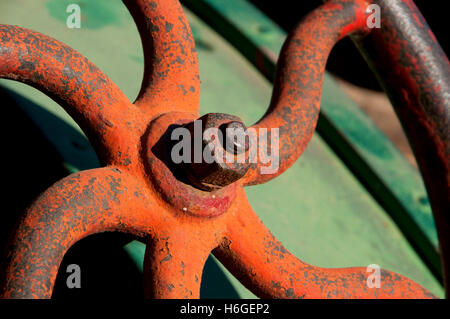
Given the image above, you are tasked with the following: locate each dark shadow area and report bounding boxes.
[149,123,193,186]
[0,86,68,259]
[52,233,143,298]
[249,0,448,91]
[201,255,240,299]
[2,87,100,171]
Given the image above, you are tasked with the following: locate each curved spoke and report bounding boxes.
[143,230,212,299]
[351,0,450,294]
[124,0,200,115]
[242,0,369,185]
[213,189,435,299]
[0,25,141,165]
[0,167,163,299]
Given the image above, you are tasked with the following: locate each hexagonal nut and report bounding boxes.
[183,113,251,191]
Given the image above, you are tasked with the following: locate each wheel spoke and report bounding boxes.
[124,0,200,115]
[0,25,142,165]
[143,229,212,299]
[242,0,369,185]
[213,189,435,299]
[0,167,163,298]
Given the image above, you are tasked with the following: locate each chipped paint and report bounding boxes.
[0,0,446,299]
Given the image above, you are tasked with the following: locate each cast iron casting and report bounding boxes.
[0,0,448,298]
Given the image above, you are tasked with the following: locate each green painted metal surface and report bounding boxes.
[0,0,443,297]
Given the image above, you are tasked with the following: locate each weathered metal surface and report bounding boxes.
[183,113,250,191]
[222,121,249,155]
[0,0,446,298]
[123,0,200,115]
[0,167,160,298]
[184,0,441,280]
[241,0,371,186]
[0,24,139,168]
[214,187,435,299]
[144,111,238,218]
[351,0,450,294]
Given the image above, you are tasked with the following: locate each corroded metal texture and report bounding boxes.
[213,188,436,299]
[184,113,250,191]
[242,0,372,186]
[0,24,140,167]
[123,0,200,115]
[0,0,446,298]
[0,167,161,298]
[350,0,450,295]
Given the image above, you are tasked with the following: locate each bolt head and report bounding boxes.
[183,113,250,191]
[221,121,249,155]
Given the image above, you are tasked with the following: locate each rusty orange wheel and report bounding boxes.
[0,0,448,299]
